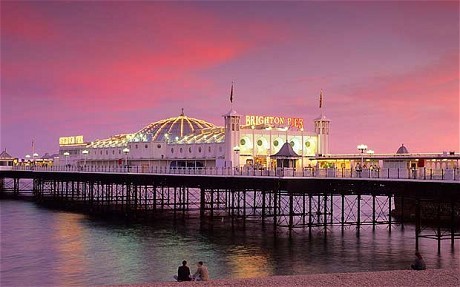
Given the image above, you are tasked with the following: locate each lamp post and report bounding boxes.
[357,144,368,167]
[82,150,89,167]
[123,148,130,169]
[63,152,70,167]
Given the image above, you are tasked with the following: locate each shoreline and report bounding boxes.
[112,268,459,287]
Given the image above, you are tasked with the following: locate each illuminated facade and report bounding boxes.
[58,109,330,169]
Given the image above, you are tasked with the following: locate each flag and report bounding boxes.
[230,82,234,103]
[319,89,323,109]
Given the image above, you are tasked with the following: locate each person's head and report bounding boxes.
[182,260,187,266]
[197,261,203,266]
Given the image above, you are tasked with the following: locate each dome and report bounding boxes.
[131,111,216,142]
[396,144,409,154]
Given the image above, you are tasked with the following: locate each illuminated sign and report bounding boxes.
[59,136,84,146]
[245,115,304,130]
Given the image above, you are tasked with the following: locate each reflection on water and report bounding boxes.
[1,200,459,286]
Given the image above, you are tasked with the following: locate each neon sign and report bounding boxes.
[245,115,304,130]
[59,136,84,145]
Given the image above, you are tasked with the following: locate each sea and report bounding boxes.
[1,199,458,286]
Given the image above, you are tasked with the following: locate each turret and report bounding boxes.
[314,115,330,155]
[223,109,241,167]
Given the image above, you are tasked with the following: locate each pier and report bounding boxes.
[1,167,459,253]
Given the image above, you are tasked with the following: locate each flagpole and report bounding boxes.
[319,89,323,118]
[230,81,234,110]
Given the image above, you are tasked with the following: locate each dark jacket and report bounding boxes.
[177,265,191,281]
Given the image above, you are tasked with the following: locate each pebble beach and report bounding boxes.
[113,268,459,287]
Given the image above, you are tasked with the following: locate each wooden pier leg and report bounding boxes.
[243,189,247,226]
[262,190,266,223]
[356,194,361,237]
[200,188,205,218]
[210,188,214,219]
[330,193,334,225]
[302,193,306,226]
[415,198,421,251]
[341,194,345,232]
[308,194,312,237]
[372,194,376,231]
[400,196,405,228]
[452,201,456,248]
[289,192,294,229]
[173,186,177,220]
[388,195,392,233]
[323,194,328,235]
[437,200,441,254]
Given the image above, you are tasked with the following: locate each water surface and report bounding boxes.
[1,200,458,286]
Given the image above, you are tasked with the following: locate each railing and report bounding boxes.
[9,165,460,181]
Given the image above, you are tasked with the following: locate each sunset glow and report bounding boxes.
[1,1,458,157]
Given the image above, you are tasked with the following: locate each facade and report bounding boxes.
[58,109,330,169]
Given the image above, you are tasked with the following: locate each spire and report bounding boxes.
[180,108,184,116]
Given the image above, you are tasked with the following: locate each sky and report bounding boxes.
[1,0,459,158]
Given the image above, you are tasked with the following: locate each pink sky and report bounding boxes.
[1,1,459,157]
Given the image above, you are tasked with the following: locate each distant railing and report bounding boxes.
[10,165,460,181]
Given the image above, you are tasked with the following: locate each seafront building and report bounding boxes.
[57,108,330,170]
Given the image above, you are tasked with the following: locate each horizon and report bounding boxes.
[1,1,459,157]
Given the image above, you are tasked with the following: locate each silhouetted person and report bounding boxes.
[411,251,426,270]
[192,261,209,281]
[174,260,191,281]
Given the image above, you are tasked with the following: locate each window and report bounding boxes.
[240,139,246,145]
[180,148,183,153]
[135,144,138,149]
[274,140,279,147]
[198,147,202,153]
[145,144,148,149]
[157,144,162,148]
[189,147,192,153]
[208,146,211,152]
[305,141,311,148]
[171,148,174,153]
[257,139,263,146]
[112,150,114,155]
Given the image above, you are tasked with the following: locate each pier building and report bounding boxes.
[58,108,329,170]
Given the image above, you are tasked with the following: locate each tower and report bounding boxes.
[314,115,330,155]
[314,89,330,155]
[223,109,241,167]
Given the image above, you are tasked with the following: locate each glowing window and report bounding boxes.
[240,139,246,145]
[274,140,279,147]
[305,141,311,148]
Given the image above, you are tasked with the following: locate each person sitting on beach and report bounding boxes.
[174,260,191,281]
[411,251,426,270]
[192,261,209,281]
